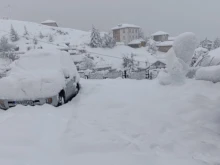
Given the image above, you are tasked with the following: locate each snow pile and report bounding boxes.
[173,32,197,65]
[159,32,197,85]
[0,49,79,100]
[196,65,220,83]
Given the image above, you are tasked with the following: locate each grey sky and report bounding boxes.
[1,0,219,40]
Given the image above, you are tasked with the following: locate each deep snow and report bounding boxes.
[0,78,219,165]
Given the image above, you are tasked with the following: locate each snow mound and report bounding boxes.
[173,32,197,65]
[196,65,220,83]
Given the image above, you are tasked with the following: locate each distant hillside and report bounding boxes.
[0,19,160,69]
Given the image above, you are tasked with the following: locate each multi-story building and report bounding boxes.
[112,24,140,45]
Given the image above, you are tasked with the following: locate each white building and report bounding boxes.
[112,24,140,45]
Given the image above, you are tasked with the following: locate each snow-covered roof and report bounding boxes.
[156,41,173,47]
[41,20,57,24]
[128,39,145,45]
[151,31,169,36]
[112,24,140,30]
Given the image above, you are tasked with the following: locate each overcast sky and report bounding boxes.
[1,0,219,40]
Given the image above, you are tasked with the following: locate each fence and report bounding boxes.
[79,70,160,80]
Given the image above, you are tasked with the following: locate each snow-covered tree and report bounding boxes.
[81,56,95,70]
[33,37,38,45]
[138,29,145,39]
[10,25,19,42]
[213,37,220,50]
[102,33,116,48]
[23,26,29,36]
[48,34,54,42]
[39,32,44,39]
[147,39,158,54]
[0,36,14,52]
[122,53,138,71]
[90,25,102,48]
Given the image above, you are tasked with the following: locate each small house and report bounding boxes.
[151,31,169,42]
[148,60,166,70]
[156,41,173,53]
[41,20,58,27]
[128,39,146,48]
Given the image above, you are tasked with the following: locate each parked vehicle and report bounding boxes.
[0,50,80,110]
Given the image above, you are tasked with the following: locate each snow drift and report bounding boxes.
[196,65,220,83]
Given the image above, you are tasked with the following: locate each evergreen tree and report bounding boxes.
[23,26,29,36]
[0,36,14,52]
[213,37,220,49]
[90,25,102,48]
[39,32,44,39]
[33,36,38,45]
[10,25,19,42]
[48,34,54,42]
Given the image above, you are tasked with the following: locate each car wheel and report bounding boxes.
[58,92,65,106]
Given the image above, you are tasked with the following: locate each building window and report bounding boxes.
[123,29,125,33]
[123,36,125,40]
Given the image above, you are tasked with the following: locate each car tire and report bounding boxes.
[57,92,65,106]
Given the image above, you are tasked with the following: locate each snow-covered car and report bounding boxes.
[0,50,80,110]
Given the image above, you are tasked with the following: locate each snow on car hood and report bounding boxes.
[0,49,79,100]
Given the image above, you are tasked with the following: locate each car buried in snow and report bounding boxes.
[0,50,80,110]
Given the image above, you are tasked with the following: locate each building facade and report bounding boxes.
[151,31,169,42]
[112,24,140,45]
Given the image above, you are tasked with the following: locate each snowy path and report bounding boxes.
[0,79,220,165]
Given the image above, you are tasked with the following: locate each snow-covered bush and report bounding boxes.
[147,39,158,54]
[48,34,54,42]
[90,26,102,48]
[159,32,197,85]
[81,56,95,70]
[122,53,138,71]
[196,65,220,83]
[10,25,19,42]
[213,37,220,50]
[102,33,116,48]
[192,47,209,67]
[23,26,29,36]
[0,36,15,52]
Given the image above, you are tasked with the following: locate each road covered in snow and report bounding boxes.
[0,79,219,165]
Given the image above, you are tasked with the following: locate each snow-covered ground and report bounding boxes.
[0,78,219,165]
[0,19,162,69]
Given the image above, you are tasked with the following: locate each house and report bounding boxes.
[112,24,141,45]
[200,38,213,51]
[148,60,166,70]
[128,39,146,48]
[41,20,58,27]
[151,31,169,42]
[156,41,173,53]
